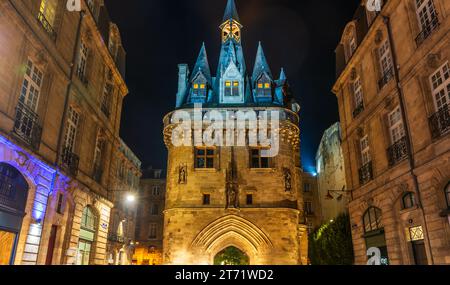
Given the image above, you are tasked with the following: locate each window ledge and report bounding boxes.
[194,168,219,173]
[399,205,419,215]
[249,168,276,173]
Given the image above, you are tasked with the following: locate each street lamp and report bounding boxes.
[126,193,136,203]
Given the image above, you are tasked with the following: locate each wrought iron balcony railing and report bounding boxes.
[359,161,373,185]
[429,105,450,140]
[416,15,440,46]
[353,102,365,118]
[108,234,125,244]
[37,12,57,41]
[378,67,395,90]
[61,147,80,176]
[13,101,42,150]
[387,137,408,166]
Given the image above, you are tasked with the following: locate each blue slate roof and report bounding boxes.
[175,0,297,110]
[223,0,240,22]
[252,42,273,84]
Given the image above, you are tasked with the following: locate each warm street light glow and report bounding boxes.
[126,193,136,203]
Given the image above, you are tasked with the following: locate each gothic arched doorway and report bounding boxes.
[213,246,250,265]
[0,163,29,265]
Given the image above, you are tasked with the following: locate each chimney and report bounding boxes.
[176,64,189,107]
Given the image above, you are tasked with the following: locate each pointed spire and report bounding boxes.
[279,68,287,82]
[191,42,211,83]
[223,0,240,23]
[252,42,272,83]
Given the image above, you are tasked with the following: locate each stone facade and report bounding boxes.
[133,168,166,265]
[0,0,130,265]
[162,0,308,265]
[333,0,450,265]
[302,172,321,233]
[316,122,348,223]
[106,139,141,265]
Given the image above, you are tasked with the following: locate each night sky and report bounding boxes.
[104,0,360,173]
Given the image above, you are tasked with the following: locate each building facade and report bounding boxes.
[333,0,450,265]
[106,139,142,265]
[162,0,307,265]
[302,172,321,233]
[133,168,166,265]
[316,122,348,223]
[0,0,129,265]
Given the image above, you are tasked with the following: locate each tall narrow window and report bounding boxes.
[76,40,89,83]
[77,206,97,265]
[349,36,357,58]
[203,194,211,205]
[38,0,58,34]
[19,59,43,112]
[416,0,438,42]
[246,194,253,205]
[101,69,114,117]
[378,40,394,87]
[304,183,311,192]
[195,147,215,169]
[150,203,158,216]
[429,62,450,138]
[148,223,157,239]
[93,130,104,182]
[430,62,450,111]
[360,135,371,166]
[354,77,364,108]
[56,193,64,214]
[304,201,313,215]
[152,186,160,196]
[250,148,270,169]
[64,106,79,153]
[388,107,405,144]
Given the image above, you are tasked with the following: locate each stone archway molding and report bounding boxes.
[191,215,273,256]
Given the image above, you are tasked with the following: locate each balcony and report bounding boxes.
[61,147,80,176]
[387,137,408,166]
[429,105,450,140]
[378,67,395,90]
[353,102,365,118]
[13,101,42,151]
[37,12,57,41]
[416,15,440,46]
[359,161,373,185]
[108,234,125,244]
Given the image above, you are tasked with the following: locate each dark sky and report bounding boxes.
[104,0,360,173]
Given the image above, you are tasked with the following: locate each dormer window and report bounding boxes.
[225,80,239,97]
[192,81,207,97]
[256,78,271,97]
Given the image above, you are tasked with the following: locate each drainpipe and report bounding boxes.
[55,10,85,167]
[383,16,434,265]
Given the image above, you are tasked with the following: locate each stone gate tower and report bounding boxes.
[162,0,308,265]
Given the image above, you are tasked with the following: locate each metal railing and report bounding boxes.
[13,101,42,150]
[378,67,395,90]
[37,12,57,41]
[61,147,80,176]
[415,15,440,46]
[353,102,365,118]
[108,234,125,244]
[359,161,373,185]
[429,105,450,140]
[387,137,408,166]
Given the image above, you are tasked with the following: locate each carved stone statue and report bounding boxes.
[226,183,238,208]
[178,165,187,184]
[284,169,292,192]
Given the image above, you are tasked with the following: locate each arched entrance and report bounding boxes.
[214,246,250,265]
[0,163,29,265]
